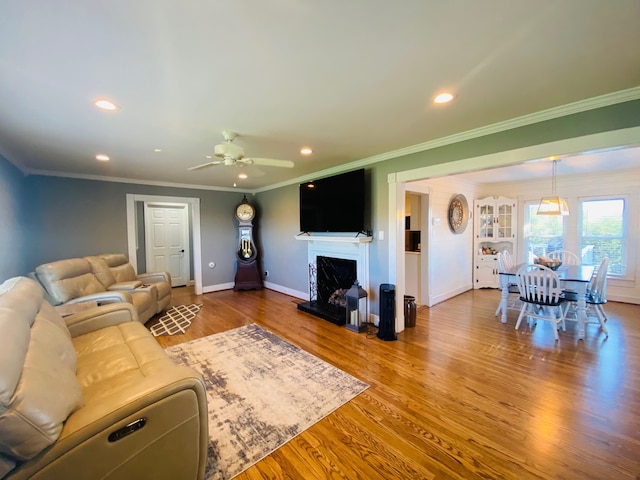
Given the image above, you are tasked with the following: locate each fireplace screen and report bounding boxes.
[299,256,357,325]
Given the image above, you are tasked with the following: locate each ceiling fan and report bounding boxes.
[188,131,295,171]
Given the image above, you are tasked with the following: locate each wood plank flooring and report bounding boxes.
[148,287,640,479]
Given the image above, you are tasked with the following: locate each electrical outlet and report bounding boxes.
[264,271,269,278]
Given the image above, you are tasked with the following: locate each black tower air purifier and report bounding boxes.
[377,283,397,341]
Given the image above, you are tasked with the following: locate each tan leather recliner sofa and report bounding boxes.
[89,253,172,313]
[0,276,208,480]
[33,255,171,324]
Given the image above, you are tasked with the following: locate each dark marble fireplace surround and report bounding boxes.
[297,256,357,325]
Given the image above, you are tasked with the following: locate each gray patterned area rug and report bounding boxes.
[165,323,369,480]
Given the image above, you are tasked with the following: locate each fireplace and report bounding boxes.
[295,234,371,325]
[298,256,357,325]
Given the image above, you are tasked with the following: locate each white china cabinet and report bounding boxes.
[474,196,517,288]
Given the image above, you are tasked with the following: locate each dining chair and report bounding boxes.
[563,256,609,336]
[547,250,580,266]
[501,249,515,270]
[495,250,521,316]
[515,264,566,341]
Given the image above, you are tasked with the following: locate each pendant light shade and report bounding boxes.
[537,159,569,216]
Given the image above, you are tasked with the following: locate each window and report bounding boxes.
[580,198,626,275]
[523,196,630,277]
[524,201,564,261]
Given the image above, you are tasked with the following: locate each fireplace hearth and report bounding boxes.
[298,256,357,325]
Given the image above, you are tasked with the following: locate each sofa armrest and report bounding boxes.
[107,280,142,291]
[7,368,208,480]
[65,291,133,306]
[136,272,171,284]
[65,303,139,337]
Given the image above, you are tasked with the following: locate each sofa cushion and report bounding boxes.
[0,277,83,466]
[35,258,106,305]
[72,321,178,406]
[99,253,137,283]
[85,255,118,289]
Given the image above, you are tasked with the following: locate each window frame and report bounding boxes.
[578,195,629,278]
[522,195,633,281]
[522,200,566,263]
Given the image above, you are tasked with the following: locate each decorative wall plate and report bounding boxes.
[448,194,469,234]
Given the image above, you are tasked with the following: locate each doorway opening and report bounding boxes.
[126,194,202,295]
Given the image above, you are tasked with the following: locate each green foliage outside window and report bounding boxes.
[581,199,625,275]
[525,198,626,276]
[525,205,564,258]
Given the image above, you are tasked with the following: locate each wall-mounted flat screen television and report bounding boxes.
[299,168,366,233]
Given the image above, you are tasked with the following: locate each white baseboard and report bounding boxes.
[428,284,474,307]
[199,281,308,298]
[202,282,234,293]
[607,293,640,305]
[264,281,308,300]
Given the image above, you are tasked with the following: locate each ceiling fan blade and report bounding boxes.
[248,158,295,168]
[187,160,223,171]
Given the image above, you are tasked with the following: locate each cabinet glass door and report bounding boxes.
[497,203,513,238]
[479,204,494,238]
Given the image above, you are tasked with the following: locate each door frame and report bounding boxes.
[388,126,640,334]
[143,201,190,288]
[126,194,203,295]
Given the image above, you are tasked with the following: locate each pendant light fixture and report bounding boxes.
[537,158,569,215]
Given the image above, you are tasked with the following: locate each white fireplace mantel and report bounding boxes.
[297,235,372,313]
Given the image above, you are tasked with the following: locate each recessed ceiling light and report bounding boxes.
[205,155,212,159]
[94,98,120,111]
[95,153,110,162]
[154,148,162,153]
[300,147,313,155]
[238,173,248,179]
[433,92,455,104]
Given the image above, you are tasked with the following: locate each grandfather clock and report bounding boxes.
[233,195,263,291]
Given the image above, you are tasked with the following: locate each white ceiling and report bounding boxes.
[450,145,640,184]
[1,1,639,191]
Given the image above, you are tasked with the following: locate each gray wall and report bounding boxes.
[22,175,246,286]
[254,184,308,291]
[0,155,26,280]
[255,99,640,315]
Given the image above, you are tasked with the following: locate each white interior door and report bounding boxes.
[144,202,190,287]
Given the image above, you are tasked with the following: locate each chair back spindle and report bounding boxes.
[589,257,609,304]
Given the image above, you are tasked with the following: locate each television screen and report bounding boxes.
[299,169,366,233]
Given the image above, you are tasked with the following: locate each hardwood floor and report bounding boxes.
[148,287,640,479]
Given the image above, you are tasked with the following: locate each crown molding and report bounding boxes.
[369,86,640,161]
[23,169,239,192]
[23,86,640,195]
[255,86,640,193]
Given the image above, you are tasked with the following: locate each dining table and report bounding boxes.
[498,263,595,340]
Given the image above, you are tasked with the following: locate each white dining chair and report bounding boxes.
[515,264,566,341]
[495,250,521,316]
[501,249,515,270]
[563,256,609,336]
[547,250,580,266]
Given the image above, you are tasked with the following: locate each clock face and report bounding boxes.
[448,195,468,233]
[236,203,255,221]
